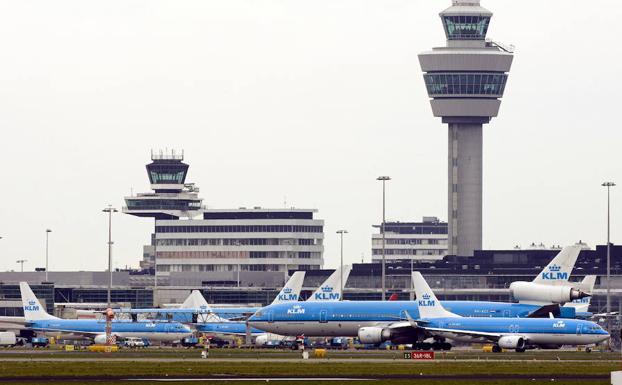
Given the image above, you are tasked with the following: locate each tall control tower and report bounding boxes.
[419,0,513,256]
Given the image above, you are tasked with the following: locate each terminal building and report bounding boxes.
[123,151,324,300]
[0,244,620,315]
[371,217,448,262]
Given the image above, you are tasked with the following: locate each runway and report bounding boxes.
[0,373,609,382]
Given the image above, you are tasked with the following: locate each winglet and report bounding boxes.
[272,271,305,305]
[403,310,419,328]
[533,245,581,284]
[19,282,57,321]
[411,272,460,319]
[578,275,597,294]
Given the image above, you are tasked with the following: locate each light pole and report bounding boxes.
[17,259,27,272]
[377,176,391,301]
[602,182,615,316]
[336,230,348,301]
[45,229,52,281]
[102,205,118,307]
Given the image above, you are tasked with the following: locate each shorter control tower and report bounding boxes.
[419,0,513,256]
[124,150,203,220]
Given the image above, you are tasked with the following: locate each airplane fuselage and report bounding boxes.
[28,319,192,342]
[249,300,579,337]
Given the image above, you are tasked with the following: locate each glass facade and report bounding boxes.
[146,162,189,185]
[126,199,202,211]
[442,16,490,40]
[156,225,323,233]
[424,72,508,97]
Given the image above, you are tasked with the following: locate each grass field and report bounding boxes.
[0,348,619,385]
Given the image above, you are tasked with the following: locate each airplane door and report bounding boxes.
[503,310,511,318]
[576,324,582,336]
[268,311,274,323]
[319,310,328,323]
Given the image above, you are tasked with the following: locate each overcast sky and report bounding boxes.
[0,0,620,272]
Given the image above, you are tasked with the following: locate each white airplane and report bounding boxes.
[509,245,591,306]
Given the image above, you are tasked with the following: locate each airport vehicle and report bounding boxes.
[509,245,591,305]
[31,337,49,347]
[19,282,193,343]
[0,332,16,346]
[122,337,146,348]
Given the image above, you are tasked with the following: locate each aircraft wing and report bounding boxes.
[0,316,27,329]
[419,325,501,341]
[116,308,210,314]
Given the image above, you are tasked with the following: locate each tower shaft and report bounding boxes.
[448,123,482,256]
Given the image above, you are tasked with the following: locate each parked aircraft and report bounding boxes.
[393,272,610,352]
[509,245,591,305]
[19,282,192,343]
[306,265,351,302]
[119,271,306,323]
[249,272,609,351]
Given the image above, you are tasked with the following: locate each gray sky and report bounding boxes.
[0,0,620,272]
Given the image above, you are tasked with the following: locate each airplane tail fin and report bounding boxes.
[19,282,57,321]
[181,290,211,311]
[411,272,459,319]
[577,275,597,293]
[532,245,581,284]
[563,275,597,313]
[307,265,352,302]
[272,271,305,305]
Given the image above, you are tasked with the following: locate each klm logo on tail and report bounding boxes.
[24,300,40,312]
[314,286,340,301]
[418,293,435,307]
[277,287,298,302]
[541,264,568,280]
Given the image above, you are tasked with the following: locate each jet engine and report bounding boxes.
[497,335,525,350]
[93,334,108,345]
[509,282,589,304]
[254,334,268,346]
[358,327,391,344]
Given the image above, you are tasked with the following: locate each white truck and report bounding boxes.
[0,332,17,346]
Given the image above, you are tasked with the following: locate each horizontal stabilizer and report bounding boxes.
[526,304,561,318]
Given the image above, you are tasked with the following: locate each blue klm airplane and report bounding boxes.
[19,282,192,344]
[249,272,609,352]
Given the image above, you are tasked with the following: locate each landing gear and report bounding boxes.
[515,347,526,353]
[413,342,432,350]
[492,345,502,353]
[431,342,452,351]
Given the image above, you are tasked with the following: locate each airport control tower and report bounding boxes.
[419,0,513,256]
[124,150,203,220]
